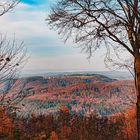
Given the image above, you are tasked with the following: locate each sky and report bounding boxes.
[0,0,110,74]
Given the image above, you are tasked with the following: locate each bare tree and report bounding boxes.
[0,0,28,109]
[0,0,19,16]
[47,0,140,139]
[0,35,27,106]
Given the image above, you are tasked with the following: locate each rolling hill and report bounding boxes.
[5,73,136,118]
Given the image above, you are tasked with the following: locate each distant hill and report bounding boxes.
[21,71,133,80]
[6,73,135,118]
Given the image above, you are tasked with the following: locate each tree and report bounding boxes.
[0,0,19,16]
[0,106,14,140]
[0,39,27,125]
[47,0,140,139]
[49,131,59,140]
[0,1,27,107]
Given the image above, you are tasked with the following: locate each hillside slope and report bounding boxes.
[7,74,136,118]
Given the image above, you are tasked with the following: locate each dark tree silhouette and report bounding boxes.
[0,1,27,107]
[0,35,27,107]
[0,0,19,16]
[47,0,140,139]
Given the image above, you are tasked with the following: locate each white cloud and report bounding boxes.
[0,3,108,73]
[24,53,107,72]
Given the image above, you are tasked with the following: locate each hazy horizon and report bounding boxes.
[19,69,133,80]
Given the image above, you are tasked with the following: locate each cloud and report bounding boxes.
[24,53,107,72]
[0,2,108,73]
[0,3,79,54]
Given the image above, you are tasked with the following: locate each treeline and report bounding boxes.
[0,106,137,140]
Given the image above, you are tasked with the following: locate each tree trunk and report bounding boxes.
[134,55,140,140]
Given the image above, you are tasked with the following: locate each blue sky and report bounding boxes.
[21,0,56,9]
[0,0,109,74]
[22,0,42,5]
[21,0,52,5]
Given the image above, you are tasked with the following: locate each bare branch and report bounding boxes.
[0,35,27,106]
[0,0,20,17]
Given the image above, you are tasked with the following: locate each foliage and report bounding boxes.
[0,105,137,140]
[0,106,14,140]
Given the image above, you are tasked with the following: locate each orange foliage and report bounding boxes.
[34,132,48,140]
[0,106,14,140]
[59,125,71,140]
[49,131,59,140]
[123,108,137,139]
[60,104,70,113]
